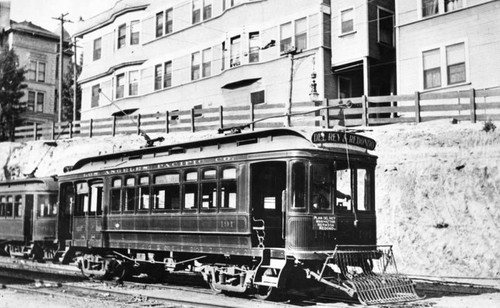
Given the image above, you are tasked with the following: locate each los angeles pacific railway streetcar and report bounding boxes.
[1,128,420,305]
[0,177,59,259]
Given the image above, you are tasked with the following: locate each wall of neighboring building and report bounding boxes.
[78,0,331,120]
[397,0,500,94]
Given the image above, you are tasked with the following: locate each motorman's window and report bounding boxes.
[184,171,198,210]
[153,173,180,210]
[75,182,89,215]
[356,169,373,212]
[5,195,13,217]
[138,176,150,210]
[336,169,352,211]
[0,196,4,216]
[124,177,136,212]
[201,169,217,210]
[110,178,122,212]
[221,167,237,209]
[292,162,307,209]
[311,163,332,211]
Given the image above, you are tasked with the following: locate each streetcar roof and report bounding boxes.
[0,176,58,191]
[64,128,377,176]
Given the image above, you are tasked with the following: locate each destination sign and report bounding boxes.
[312,215,337,231]
[311,131,376,150]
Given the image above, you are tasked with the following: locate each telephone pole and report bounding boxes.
[52,13,72,123]
[73,37,80,122]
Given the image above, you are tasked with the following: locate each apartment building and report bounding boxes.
[0,1,72,125]
[74,0,333,120]
[331,0,396,98]
[396,0,500,94]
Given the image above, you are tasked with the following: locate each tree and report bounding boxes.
[61,56,82,122]
[0,47,26,141]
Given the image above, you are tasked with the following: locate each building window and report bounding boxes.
[221,41,226,71]
[117,24,126,49]
[166,8,173,34]
[130,20,140,45]
[378,8,394,46]
[280,22,292,53]
[295,18,307,51]
[36,92,44,112]
[93,37,102,60]
[422,0,439,17]
[341,8,354,34]
[116,73,125,99]
[28,61,46,82]
[203,0,212,20]
[91,84,100,107]
[38,63,46,82]
[192,0,201,24]
[249,32,260,63]
[202,48,211,78]
[445,0,462,12]
[163,61,172,88]
[231,0,242,7]
[28,61,36,80]
[446,43,466,85]
[251,90,265,105]
[156,11,164,37]
[191,51,201,80]
[230,36,240,67]
[423,48,441,89]
[154,64,162,90]
[27,91,35,111]
[129,70,139,96]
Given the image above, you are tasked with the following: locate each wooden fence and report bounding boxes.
[14,87,500,141]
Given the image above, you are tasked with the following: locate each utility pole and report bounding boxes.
[52,13,72,123]
[73,37,80,122]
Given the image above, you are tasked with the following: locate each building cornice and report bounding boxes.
[78,60,146,84]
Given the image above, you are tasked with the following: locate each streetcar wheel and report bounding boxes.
[254,285,279,301]
[107,259,128,281]
[208,280,223,294]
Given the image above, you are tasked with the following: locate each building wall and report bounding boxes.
[77,0,331,120]
[397,0,500,93]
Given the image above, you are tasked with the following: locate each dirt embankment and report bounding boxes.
[1,121,499,278]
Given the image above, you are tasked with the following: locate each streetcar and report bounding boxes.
[57,127,419,305]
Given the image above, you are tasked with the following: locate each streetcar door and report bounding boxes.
[58,183,74,242]
[250,161,286,248]
[24,195,34,244]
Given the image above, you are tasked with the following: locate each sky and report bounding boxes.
[9,0,117,34]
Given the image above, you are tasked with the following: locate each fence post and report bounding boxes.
[33,122,38,141]
[361,95,369,127]
[69,122,73,139]
[191,108,195,133]
[250,103,255,131]
[112,115,116,136]
[469,88,476,123]
[165,111,170,134]
[89,119,93,138]
[136,114,142,135]
[51,121,55,140]
[219,106,224,130]
[414,91,421,123]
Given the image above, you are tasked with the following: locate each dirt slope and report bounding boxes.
[0,121,498,278]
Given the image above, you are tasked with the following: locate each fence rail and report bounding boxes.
[14,88,500,141]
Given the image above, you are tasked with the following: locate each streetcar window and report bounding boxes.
[356,169,373,212]
[292,162,307,209]
[110,178,122,213]
[76,182,89,215]
[14,195,22,217]
[153,173,180,210]
[124,177,136,212]
[138,176,150,211]
[38,194,58,217]
[0,196,5,217]
[201,169,217,210]
[221,167,237,209]
[336,169,352,212]
[311,163,332,211]
[185,171,198,181]
[90,182,103,215]
[5,196,13,217]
